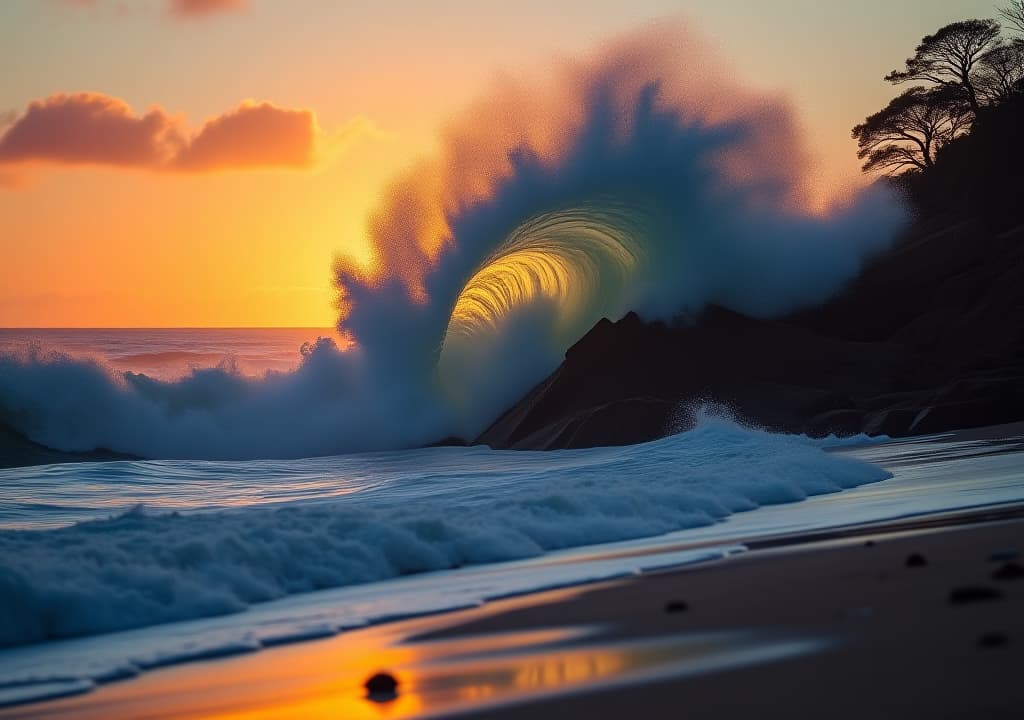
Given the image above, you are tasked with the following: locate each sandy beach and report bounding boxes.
[4,1,1024,718]
[6,503,1021,720]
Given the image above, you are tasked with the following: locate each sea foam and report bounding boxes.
[0,418,889,648]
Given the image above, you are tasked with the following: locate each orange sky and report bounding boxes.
[0,0,997,327]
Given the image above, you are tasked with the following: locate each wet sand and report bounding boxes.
[6,504,1023,719]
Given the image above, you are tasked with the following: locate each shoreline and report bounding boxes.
[6,501,1022,719]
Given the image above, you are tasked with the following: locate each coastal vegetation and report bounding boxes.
[854,5,1024,227]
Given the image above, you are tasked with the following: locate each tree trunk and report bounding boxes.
[963,74,981,115]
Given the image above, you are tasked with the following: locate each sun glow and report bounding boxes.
[445,202,644,346]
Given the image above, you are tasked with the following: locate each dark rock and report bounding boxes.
[948,586,1004,605]
[513,397,676,451]
[0,419,136,469]
[862,407,923,437]
[907,392,1024,436]
[429,435,470,447]
[471,191,1024,450]
[664,600,689,613]
[475,305,907,450]
[365,672,399,701]
[992,562,1024,581]
[806,408,864,438]
[905,553,927,568]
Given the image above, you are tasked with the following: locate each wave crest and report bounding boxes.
[0,24,907,459]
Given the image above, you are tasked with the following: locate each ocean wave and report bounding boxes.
[0,418,890,648]
[0,25,906,461]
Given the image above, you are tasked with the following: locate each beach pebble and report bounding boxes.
[992,562,1024,581]
[948,586,1004,605]
[905,553,927,567]
[664,600,689,613]
[365,672,399,701]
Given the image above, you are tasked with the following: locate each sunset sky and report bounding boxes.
[0,0,995,327]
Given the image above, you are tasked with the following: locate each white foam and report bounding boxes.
[2,430,1023,706]
[0,418,887,650]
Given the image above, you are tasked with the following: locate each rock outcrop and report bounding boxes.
[0,420,134,469]
[475,217,1024,449]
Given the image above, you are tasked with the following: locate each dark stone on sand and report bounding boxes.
[864,540,876,548]
[948,586,1004,606]
[365,672,399,701]
[905,553,927,568]
[992,562,1024,581]
[978,633,1009,649]
[664,600,689,613]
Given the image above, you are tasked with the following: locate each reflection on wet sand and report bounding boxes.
[7,602,825,720]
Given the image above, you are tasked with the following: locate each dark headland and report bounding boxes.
[476,94,1024,450]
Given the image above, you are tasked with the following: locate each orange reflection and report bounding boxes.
[11,597,822,720]
[448,649,626,705]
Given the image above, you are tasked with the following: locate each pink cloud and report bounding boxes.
[56,0,247,18]
[0,93,320,176]
[170,0,247,16]
[0,93,183,167]
[174,101,317,170]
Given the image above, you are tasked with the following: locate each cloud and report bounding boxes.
[56,0,247,18]
[0,93,184,167]
[0,93,330,178]
[173,101,316,170]
[170,0,247,16]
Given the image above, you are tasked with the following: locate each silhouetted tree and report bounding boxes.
[1000,1,1024,35]
[852,86,970,174]
[886,20,1002,115]
[977,38,1024,103]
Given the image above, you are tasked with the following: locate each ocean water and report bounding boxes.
[0,328,336,380]
[0,418,889,644]
[1,330,1023,709]
[0,430,1021,709]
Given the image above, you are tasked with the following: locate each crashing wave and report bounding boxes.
[0,25,906,460]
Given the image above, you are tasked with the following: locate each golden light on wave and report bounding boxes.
[443,202,645,348]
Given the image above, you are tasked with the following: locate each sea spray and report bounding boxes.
[0,416,890,647]
[0,24,906,460]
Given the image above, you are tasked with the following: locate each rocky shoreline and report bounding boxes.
[476,216,1024,450]
[3,216,1022,465]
